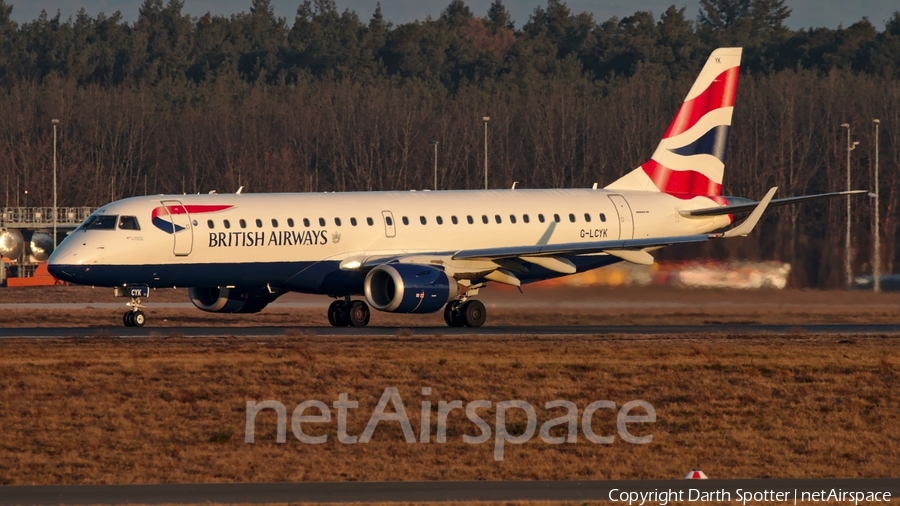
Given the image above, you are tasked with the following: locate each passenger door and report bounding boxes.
[160,200,194,256]
[607,195,634,240]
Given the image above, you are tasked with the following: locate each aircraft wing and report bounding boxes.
[680,189,867,217]
[451,234,709,261]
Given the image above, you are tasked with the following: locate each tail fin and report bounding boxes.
[605,47,742,196]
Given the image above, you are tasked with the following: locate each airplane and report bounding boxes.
[47,47,864,328]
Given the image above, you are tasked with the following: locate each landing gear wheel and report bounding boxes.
[462,300,486,328]
[327,300,342,326]
[328,300,352,327]
[123,311,135,327]
[348,301,370,327]
[444,301,465,327]
[132,311,146,327]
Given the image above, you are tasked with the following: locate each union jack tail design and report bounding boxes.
[605,47,742,197]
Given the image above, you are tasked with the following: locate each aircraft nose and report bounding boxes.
[47,242,83,283]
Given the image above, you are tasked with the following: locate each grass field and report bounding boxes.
[1,332,898,486]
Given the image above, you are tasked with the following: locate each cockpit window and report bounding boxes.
[80,215,118,231]
[118,216,140,230]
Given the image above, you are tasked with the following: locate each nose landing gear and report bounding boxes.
[115,285,149,327]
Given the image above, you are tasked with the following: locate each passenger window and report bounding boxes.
[319,218,326,227]
[224,219,231,229]
[255,219,262,228]
[272,219,279,227]
[509,215,517,224]
[569,213,576,222]
[538,214,545,223]
[420,216,427,225]
[118,216,140,230]
[207,220,214,229]
[467,215,474,224]
[451,216,458,225]
[482,215,488,224]
[436,216,443,225]
[584,213,591,223]
[553,214,560,223]
[287,218,295,227]
[366,217,374,226]
[523,214,530,223]
[303,218,310,227]
[350,217,357,226]
[335,217,342,226]
[239,219,247,229]
[402,216,409,225]
[600,213,606,222]
[386,216,394,226]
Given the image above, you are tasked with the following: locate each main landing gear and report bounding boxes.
[328,297,370,327]
[443,299,486,328]
[115,285,150,327]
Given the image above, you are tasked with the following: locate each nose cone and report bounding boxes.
[47,240,82,284]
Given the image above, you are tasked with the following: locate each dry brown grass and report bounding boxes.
[1,333,898,486]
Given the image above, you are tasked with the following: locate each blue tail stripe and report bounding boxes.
[669,125,730,163]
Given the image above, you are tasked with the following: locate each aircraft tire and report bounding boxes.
[123,311,134,327]
[462,300,486,328]
[327,300,342,326]
[348,301,370,327]
[133,311,146,327]
[444,301,465,327]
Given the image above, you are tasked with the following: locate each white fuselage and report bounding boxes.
[48,188,730,294]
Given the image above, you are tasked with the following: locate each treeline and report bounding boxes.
[0,0,899,288]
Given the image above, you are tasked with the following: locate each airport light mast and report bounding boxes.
[841,123,858,290]
[483,116,490,190]
[873,119,881,292]
[429,140,438,191]
[52,118,59,249]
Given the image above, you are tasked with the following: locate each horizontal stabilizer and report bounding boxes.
[681,189,867,217]
[711,187,776,238]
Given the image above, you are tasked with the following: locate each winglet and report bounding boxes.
[711,186,777,239]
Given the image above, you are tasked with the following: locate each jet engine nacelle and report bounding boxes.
[188,286,282,313]
[364,264,458,313]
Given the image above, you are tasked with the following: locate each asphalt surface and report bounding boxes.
[1,323,900,339]
[4,478,899,505]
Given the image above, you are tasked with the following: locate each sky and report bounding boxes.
[6,0,899,30]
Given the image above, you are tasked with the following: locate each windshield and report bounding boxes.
[79,215,118,231]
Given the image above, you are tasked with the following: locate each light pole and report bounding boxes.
[841,123,859,289]
[873,119,881,292]
[52,118,59,249]
[429,141,438,190]
[482,116,490,190]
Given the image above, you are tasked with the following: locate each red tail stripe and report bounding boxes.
[663,66,740,139]
[641,159,722,196]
